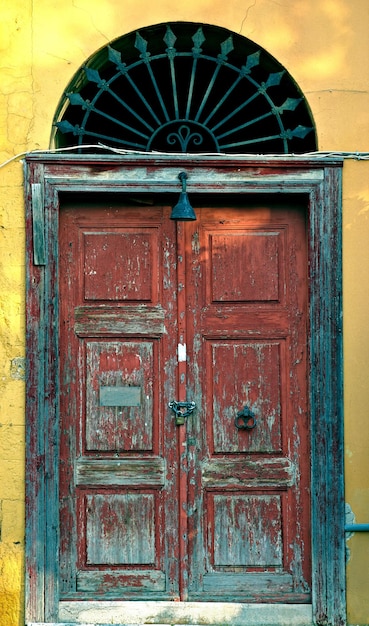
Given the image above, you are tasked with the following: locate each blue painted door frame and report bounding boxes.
[25,153,345,625]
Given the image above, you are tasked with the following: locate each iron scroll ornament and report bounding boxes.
[235,405,257,430]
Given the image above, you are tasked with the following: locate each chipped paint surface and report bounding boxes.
[10,356,25,380]
[58,599,313,624]
[23,156,346,625]
[185,203,310,603]
[54,194,311,610]
[58,200,180,601]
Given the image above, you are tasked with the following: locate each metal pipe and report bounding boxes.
[345,524,369,532]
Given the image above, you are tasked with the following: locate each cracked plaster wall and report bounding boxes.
[1,1,369,625]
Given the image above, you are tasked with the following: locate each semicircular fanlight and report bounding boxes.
[53,22,317,154]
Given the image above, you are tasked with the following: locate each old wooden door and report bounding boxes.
[59,194,310,605]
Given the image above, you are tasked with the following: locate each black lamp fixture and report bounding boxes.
[170,172,197,221]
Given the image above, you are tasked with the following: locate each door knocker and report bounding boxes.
[235,405,257,431]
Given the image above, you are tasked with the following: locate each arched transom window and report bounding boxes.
[53,22,317,154]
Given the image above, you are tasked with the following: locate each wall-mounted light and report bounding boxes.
[170,172,196,221]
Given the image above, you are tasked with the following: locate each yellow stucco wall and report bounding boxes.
[1,1,369,624]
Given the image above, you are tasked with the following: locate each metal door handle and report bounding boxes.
[235,405,257,430]
[169,400,196,425]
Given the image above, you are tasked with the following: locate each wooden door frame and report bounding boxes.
[25,153,345,626]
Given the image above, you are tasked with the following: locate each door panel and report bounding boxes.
[211,493,283,566]
[209,340,283,453]
[85,340,154,452]
[84,492,156,565]
[59,200,179,600]
[186,203,310,602]
[59,196,310,605]
[210,231,281,303]
[83,230,157,301]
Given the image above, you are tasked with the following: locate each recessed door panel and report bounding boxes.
[85,340,154,452]
[210,493,283,567]
[83,230,156,301]
[210,231,281,303]
[85,493,156,565]
[210,340,282,453]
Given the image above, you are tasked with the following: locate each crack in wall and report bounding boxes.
[72,0,111,44]
[239,0,258,34]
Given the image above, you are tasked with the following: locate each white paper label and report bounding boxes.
[178,343,187,362]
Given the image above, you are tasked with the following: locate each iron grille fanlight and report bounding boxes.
[54,22,317,154]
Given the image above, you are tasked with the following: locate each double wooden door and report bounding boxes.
[59,194,310,603]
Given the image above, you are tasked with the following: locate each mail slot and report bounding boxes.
[99,386,141,407]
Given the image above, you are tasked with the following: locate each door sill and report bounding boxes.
[52,600,314,625]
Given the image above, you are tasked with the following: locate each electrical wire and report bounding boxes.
[1,143,369,169]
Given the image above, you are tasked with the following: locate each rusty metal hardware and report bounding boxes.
[169,400,196,425]
[235,405,257,430]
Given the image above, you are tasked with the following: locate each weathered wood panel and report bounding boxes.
[31,182,46,265]
[83,231,155,301]
[74,304,165,336]
[209,341,282,453]
[201,456,295,488]
[202,309,289,337]
[26,164,48,621]
[186,201,311,603]
[76,457,165,486]
[203,572,295,593]
[85,340,154,451]
[76,569,166,593]
[58,200,180,602]
[211,231,281,302]
[85,493,156,565]
[211,494,282,567]
[309,169,346,625]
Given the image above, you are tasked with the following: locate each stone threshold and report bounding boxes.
[28,601,313,626]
